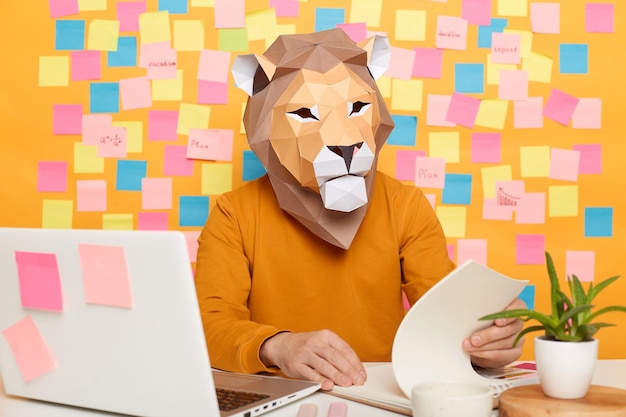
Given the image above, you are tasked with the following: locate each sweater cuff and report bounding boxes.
[240,326,291,374]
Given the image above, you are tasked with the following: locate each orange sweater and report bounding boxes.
[195,172,455,374]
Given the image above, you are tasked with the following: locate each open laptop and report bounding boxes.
[0,227,320,417]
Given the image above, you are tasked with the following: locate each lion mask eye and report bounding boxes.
[287,105,320,122]
[348,101,371,118]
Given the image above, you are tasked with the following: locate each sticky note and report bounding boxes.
[117,1,145,32]
[82,114,112,145]
[495,180,524,213]
[39,56,69,87]
[89,82,120,113]
[164,145,195,176]
[337,22,367,43]
[148,110,179,141]
[243,150,266,181]
[457,239,487,266]
[475,99,508,130]
[108,36,138,67]
[140,44,177,80]
[442,173,472,205]
[566,251,595,282]
[454,63,484,94]
[387,115,417,146]
[498,0,528,17]
[179,196,210,226]
[396,150,427,181]
[315,7,345,32]
[214,0,245,28]
[520,146,550,178]
[15,251,63,311]
[187,129,234,161]
[548,185,578,217]
[572,98,602,129]
[55,20,85,50]
[138,212,169,230]
[412,48,443,79]
[481,165,512,199]
[245,9,278,43]
[50,0,79,18]
[138,11,171,44]
[113,120,142,153]
[513,97,544,129]
[79,0,106,11]
[436,206,466,238]
[543,88,579,126]
[549,148,580,182]
[586,3,614,33]
[141,177,172,209]
[87,20,120,51]
[102,214,134,230]
[518,285,536,310]
[386,47,415,80]
[483,197,512,221]
[270,0,299,18]
[38,161,67,192]
[462,0,491,25]
[428,132,460,163]
[198,50,231,82]
[471,133,501,163]
[74,143,104,174]
[446,93,480,128]
[173,20,204,51]
[2,316,57,382]
[42,200,73,229]
[415,156,446,189]
[116,160,147,191]
[491,32,521,64]
[486,53,516,85]
[426,95,455,127]
[498,70,528,101]
[79,244,133,308]
[584,207,613,237]
[522,52,552,83]
[573,144,602,174]
[349,0,382,28]
[396,9,426,41]
[515,192,546,224]
[184,231,201,263]
[177,103,211,135]
[198,80,228,104]
[97,126,127,158]
[53,104,82,135]
[477,18,507,48]
[77,180,107,212]
[71,50,101,81]
[151,69,183,101]
[201,163,233,195]
[530,2,560,34]
[515,234,545,265]
[436,16,468,50]
[159,0,187,14]
[503,29,532,59]
[218,28,248,52]
[119,77,152,110]
[391,79,423,111]
[559,44,588,74]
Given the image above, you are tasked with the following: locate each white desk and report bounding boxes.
[2,360,625,417]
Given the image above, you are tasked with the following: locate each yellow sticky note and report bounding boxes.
[178,103,211,135]
[246,9,278,42]
[74,143,104,173]
[391,79,423,111]
[549,185,578,217]
[429,132,460,163]
[481,165,512,198]
[139,11,171,44]
[486,54,516,85]
[152,69,183,101]
[265,24,297,49]
[475,100,508,130]
[436,206,467,238]
[201,163,233,195]
[350,0,382,27]
[396,9,427,41]
[42,200,73,229]
[102,214,134,230]
[520,146,550,178]
[522,52,553,83]
[39,56,69,87]
[498,0,528,17]
[113,121,142,153]
[503,29,532,58]
[191,0,214,6]
[376,75,392,98]
[88,20,120,51]
[78,0,106,11]
[240,102,246,134]
[173,20,204,51]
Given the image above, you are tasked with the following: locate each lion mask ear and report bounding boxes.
[357,35,391,80]
[231,53,277,96]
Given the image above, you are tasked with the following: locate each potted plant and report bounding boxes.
[479,251,626,399]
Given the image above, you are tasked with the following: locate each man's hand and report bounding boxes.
[259,330,366,391]
[462,298,526,369]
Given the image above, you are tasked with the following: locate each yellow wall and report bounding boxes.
[1,0,624,360]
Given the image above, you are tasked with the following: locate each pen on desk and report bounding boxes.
[327,402,347,417]
[296,403,318,417]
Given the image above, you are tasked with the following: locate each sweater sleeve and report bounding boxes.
[194,193,284,374]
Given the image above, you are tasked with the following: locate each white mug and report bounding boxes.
[411,381,493,417]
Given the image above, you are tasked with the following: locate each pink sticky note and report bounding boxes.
[38,161,67,192]
[543,89,579,126]
[82,114,113,145]
[514,97,544,128]
[412,48,443,79]
[386,47,415,80]
[572,98,602,129]
[183,231,201,263]
[140,42,177,80]
[148,110,178,141]
[447,244,455,262]
[96,126,127,158]
[415,157,446,189]
[269,0,299,17]
[515,234,545,265]
[586,3,614,33]
[338,22,368,43]
[498,70,528,100]
[446,93,480,128]
[573,144,602,174]
[187,129,234,161]
[198,50,232,82]
[138,212,169,230]
[141,177,173,210]
[15,251,63,312]
[396,150,427,181]
[120,77,152,110]
[424,193,436,208]
[515,192,546,224]
[77,180,107,212]
[491,32,521,64]
[566,251,595,282]
[457,238,487,266]
[530,3,560,34]
[78,244,133,309]
[462,0,491,25]
[549,148,580,182]
[214,0,245,28]
[164,145,194,176]
[426,95,456,127]
[436,16,468,50]
[49,0,78,17]
[471,133,501,163]
[483,197,512,221]
[198,80,229,104]
[2,316,57,382]
[53,104,83,135]
[71,50,101,81]
[117,1,145,32]
[495,180,524,214]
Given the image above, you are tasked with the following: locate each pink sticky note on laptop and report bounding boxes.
[15,251,64,312]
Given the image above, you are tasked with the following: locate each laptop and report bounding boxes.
[0,227,320,417]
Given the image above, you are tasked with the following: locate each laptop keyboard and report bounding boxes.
[216,388,270,411]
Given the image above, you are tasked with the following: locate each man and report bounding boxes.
[195,29,525,391]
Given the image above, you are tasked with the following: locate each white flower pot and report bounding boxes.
[534,336,598,399]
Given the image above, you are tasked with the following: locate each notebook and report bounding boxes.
[0,227,320,417]
[330,260,539,415]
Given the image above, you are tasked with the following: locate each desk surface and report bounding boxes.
[1,360,625,417]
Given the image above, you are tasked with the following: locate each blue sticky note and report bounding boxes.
[315,8,345,32]
[387,115,417,146]
[454,63,484,94]
[477,18,507,48]
[584,207,613,237]
[116,160,147,191]
[442,173,472,205]
[179,196,209,227]
[56,20,85,51]
[158,0,188,14]
[90,82,119,113]
[242,150,266,181]
[108,36,137,67]
[560,44,588,74]
[518,285,536,310]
